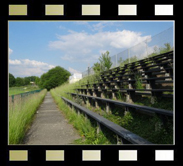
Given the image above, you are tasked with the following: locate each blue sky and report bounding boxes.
[9,21,174,77]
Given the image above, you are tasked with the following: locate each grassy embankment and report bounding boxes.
[50,83,115,144]
[9,89,47,144]
[9,85,40,96]
[51,75,173,144]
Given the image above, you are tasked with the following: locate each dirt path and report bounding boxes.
[23,92,80,145]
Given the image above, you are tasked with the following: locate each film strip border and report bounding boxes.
[8,149,176,162]
[8,4,174,16]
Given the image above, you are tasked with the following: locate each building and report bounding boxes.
[69,73,82,84]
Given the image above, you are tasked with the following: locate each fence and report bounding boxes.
[82,26,174,77]
[9,89,43,104]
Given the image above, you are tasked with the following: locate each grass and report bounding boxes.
[84,101,173,144]
[50,82,173,144]
[134,96,173,111]
[9,89,47,144]
[50,83,115,144]
[9,85,40,96]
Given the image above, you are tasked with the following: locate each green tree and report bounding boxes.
[159,43,172,54]
[9,73,16,87]
[93,62,101,74]
[15,77,24,87]
[35,76,40,86]
[39,66,71,90]
[23,77,30,86]
[99,51,112,71]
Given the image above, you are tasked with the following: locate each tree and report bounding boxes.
[15,77,24,87]
[93,62,101,74]
[39,66,71,90]
[23,77,30,86]
[35,77,40,86]
[9,73,16,87]
[99,51,112,71]
[159,43,172,54]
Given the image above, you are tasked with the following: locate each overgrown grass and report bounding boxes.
[85,102,173,144]
[9,89,47,144]
[9,85,40,96]
[134,96,173,111]
[51,80,173,144]
[50,83,114,144]
[50,82,173,144]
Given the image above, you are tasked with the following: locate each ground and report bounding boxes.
[23,92,80,145]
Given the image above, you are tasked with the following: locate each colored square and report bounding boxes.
[46,150,64,161]
[118,5,137,15]
[119,150,137,161]
[155,5,173,15]
[82,150,101,161]
[9,150,28,161]
[45,5,64,15]
[155,150,174,161]
[82,5,100,15]
[9,5,27,15]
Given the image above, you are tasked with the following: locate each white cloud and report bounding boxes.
[9,59,55,77]
[49,30,151,64]
[9,59,21,65]
[9,48,13,55]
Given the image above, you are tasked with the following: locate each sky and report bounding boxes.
[8,21,174,78]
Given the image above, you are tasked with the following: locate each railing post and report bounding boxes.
[124,106,129,115]
[85,114,88,121]
[106,102,111,114]
[112,91,116,100]
[93,91,99,108]
[86,97,90,107]
[12,95,14,103]
[71,105,74,112]
[97,122,101,134]
[77,110,80,116]
[117,135,123,145]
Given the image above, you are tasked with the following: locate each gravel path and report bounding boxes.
[23,92,80,145]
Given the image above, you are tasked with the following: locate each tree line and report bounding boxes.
[9,66,71,90]
[9,74,40,87]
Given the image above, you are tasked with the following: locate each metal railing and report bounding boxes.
[82,26,174,77]
[68,93,173,117]
[62,96,153,144]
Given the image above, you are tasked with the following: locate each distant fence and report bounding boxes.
[82,26,174,77]
[9,89,43,104]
